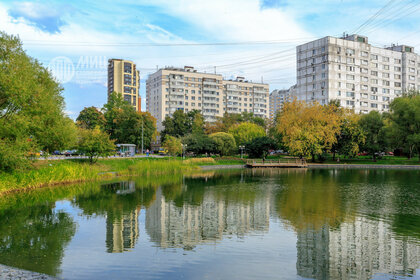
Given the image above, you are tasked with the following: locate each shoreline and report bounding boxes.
[0,264,54,280]
[200,163,420,170]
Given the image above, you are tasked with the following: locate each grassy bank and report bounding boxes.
[0,158,199,195]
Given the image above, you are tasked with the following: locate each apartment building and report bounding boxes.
[146,66,269,131]
[108,59,140,112]
[295,34,420,113]
[269,84,295,119]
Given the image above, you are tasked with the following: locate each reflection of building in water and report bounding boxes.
[145,187,271,249]
[104,181,140,253]
[297,226,330,279]
[296,217,420,280]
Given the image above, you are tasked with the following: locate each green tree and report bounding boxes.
[183,134,216,155]
[102,92,156,151]
[245,136,277,158]
[76,106,106,130]
[162,135,182,156]
[332,112,366,160]
[228,122,266,146]
[388,92,420,160]
[77,127,115,164]
[206,112,265,133]
[0,32,77,170]
[359,111,386,162]
[209,132,237,156]
[161,110,203,140]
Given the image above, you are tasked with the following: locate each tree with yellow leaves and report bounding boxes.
[276,99,341,161]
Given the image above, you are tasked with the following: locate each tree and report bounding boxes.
[228,122,266,146]
[113,110,156,151]
[388,92,420,161]
[206,112,265,133]
[183,134,216,155]
[276,99,341,160]
[0,32,77,170]
[332,111,366,160]
[102,92,157,151]
[77,127,115,164]
[359,111,386,162]
[209,132,237,156]
[161,110,203,141]
[76,107,105,130]
[245,136,277,158]
[162,136,182,156]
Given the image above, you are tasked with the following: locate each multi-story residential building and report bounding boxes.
[269,84,295,119]
[108,59,140,112]
[296,34,420,113]
[146,66,269,131]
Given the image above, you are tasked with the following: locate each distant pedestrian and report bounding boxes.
[146,149,150,157]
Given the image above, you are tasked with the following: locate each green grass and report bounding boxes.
[0,158,199,195]
[320,155,420,165]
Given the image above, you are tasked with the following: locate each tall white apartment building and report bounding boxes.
[269,84,295,119]
[146,66,269,131]
[296,34,420,113]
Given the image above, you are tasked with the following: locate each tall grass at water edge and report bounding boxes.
[0,158,199,194]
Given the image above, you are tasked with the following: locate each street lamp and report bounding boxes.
[182,144,187,160]
[239,145,245,159]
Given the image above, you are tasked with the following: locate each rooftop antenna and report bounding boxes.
[261,76,264,83]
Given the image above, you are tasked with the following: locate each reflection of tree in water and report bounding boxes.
[74,180,157,253]
[275,169,353,232]
[0,203,76,276]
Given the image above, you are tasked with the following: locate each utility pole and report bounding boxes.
[141,120,144,154]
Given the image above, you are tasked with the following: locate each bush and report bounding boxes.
[209,132,237,156]
[0,139,31,172]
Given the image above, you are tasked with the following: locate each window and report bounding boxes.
[394,58,401,64]
[382,88,390,94]
[372,63,378,68]
[394,82,401,87]
[383,73,390,78]
[394,66,401,71]
[322,64,326,70]
[371,71,378,76]
[371,54,378,60]
[346,66,355,72]
[346,74,355,80]
[361,51,368,57]
[346,48,355,55]
[361,59,368,65]
[394,74,401,79]
[383,96,390,101]
[383,65,389,70]
[346,100,355,106]
[370,95,378,100]
[346,92,355,97]
[371,103,378,108]
[382,56,389,62]
[383,80,390,86]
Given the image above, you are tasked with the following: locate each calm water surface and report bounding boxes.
[0,168,419,279]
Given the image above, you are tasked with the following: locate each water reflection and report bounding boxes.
[0,168,418,279]
[0,203,76,275]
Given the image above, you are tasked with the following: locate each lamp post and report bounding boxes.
[239,145,245,159]
[182,144,187,160]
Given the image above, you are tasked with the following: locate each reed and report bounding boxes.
[0,158,199,195]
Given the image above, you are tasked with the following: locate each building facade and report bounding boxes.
[146,66,269,131]
[108,59,140,112]
[269,85,295,119]
[296,34,420,113]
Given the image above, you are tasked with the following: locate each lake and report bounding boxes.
[0,168,419,279]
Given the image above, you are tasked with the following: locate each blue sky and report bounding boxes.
[1,0,420,118]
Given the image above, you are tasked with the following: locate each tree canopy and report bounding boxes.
[76,106,105,130]
[209,132,237,156]
[228,122,266,146]
[359,111,387,161]
[0,32,77,170]
[276,99,341,159]
[77,127,115,164]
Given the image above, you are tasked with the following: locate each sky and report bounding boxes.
[1,0,420,119]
